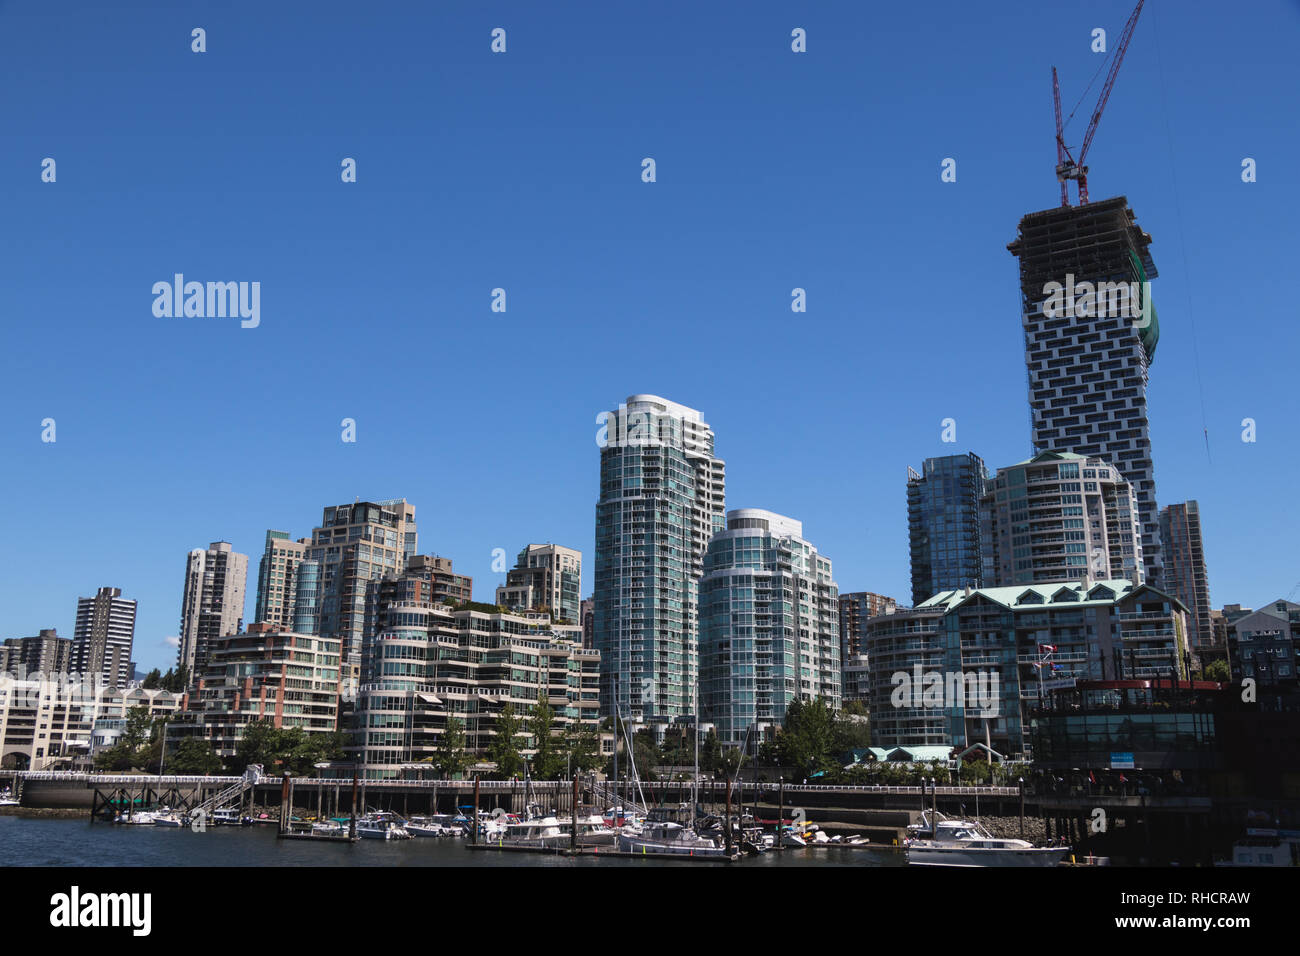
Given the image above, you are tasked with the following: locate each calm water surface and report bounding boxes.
[0,816,902,867]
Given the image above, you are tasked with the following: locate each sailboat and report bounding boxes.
[614,675,730,859]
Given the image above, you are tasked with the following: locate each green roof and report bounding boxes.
[1006,451,1090,468]
[917,578,1187,613]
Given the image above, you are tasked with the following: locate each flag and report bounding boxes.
[1039,644,1057,653]
[1119,773,1127,783]
[1089,771,1096,784]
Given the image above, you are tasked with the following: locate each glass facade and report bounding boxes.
[907,453,988,606]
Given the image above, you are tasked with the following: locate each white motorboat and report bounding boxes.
[357,811,413,840]
[905,818,1069,867]
[212,807,248,826]
[115,811,158,825]
[618,821,732,858]
[493,815,566,847]
[573,813,619,847]
[0,788,19,807]
[404,816,452,838]
[153,808,185,827]
[312,820,347,836]
[1215,829,1300,867]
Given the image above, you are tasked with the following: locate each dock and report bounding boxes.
[464,842,741,862]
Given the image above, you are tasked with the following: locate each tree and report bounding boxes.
[529,693,563,780]
[285,729,344,776]
[1204,659,1230,682]
[169,737,222,774]
[489,703,525,778]
[93,744,136,772]
[233,720,282,771]
[142,669,162,690]
[776,697,837,776]
[717,747,744,778]
[831,710,871,755]
[433,717,471,779]
[630,729,660,782]
[565,723,602,775]
[121,706,154,751]
[700,728,723,774]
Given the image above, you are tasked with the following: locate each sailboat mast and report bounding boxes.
[693,677,699,825]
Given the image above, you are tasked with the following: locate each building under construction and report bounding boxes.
[1008,196,1163,587]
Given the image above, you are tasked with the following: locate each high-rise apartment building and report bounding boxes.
[981,452,1144,587]
[0,629,72,679]
[71,587,137,689]
[699,509,840,747]
[907,453,988,605]
[254,531,313,631]
[581,597,594,650]
[869,580,1190,755]
[178,541,249,678]
[172,622,342,757]
[495,544,582,623]
[593,395,725,724]
[1009,196,1163,586]
[354,598,598,779]
[838,591,897,659]
[1160,501,1213,649]
[308,499,417,692]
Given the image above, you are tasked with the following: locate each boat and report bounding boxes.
[603,806,644,830]
[212,807,250,826]
[114,811,158,825]
[356,811,413,840]
[1215,829,1300,867]
[0,788,19,807]
[404,816,454,838]
[494,815,566,847]
[572,813,619,847]
[153,808,185,827]
[905,816,1069,867]
[422,812,468,836]
[618,820,731,858]
[312,820,347,836]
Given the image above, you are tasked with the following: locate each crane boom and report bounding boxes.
[1051,0,1146,205]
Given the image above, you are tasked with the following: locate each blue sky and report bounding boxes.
[2,1,1297,673]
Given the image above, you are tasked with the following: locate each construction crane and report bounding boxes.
[1052,0,1146,206]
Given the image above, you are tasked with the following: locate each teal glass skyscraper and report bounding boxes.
[593,395,725,724]
[907,453,989,606]
[699,510,839,748]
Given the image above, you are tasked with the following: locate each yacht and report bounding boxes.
[153,807,185,828]
[494,815,567,847]
[0,788,19,807]
[114,810,158,825]
[905,817,1069,867]
[618,820,732,858]
[1215,829,1300,867]
[404,816,457,838]
[572,813,619,847]
[312,820,347,836]
[212,807,249,826]
[356,811,413,840]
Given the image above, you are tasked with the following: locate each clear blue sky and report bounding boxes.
[2,1,1297,674]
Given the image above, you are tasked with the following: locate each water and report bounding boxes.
[0,816,902,867]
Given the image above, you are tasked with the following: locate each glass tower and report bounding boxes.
[593,395,725,724]
[907,453,989,606]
